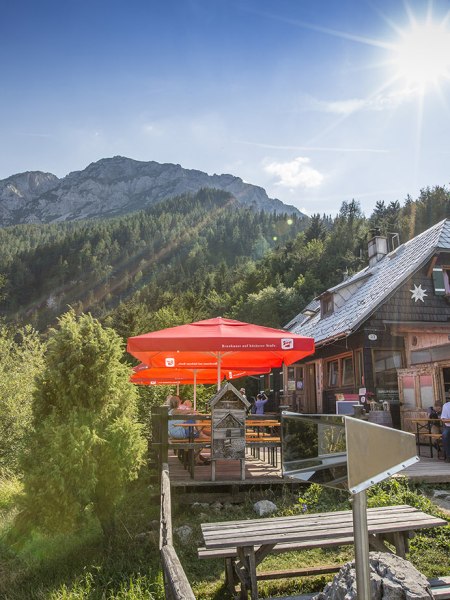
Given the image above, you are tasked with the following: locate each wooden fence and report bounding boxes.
[159,463,196,600]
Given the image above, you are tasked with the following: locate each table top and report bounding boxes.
[246,420,280,427]
[173,421,210,427]
[411,418,450,423]
[201,504,447,550]
[173,420,280,427]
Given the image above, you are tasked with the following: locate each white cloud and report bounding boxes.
[324,98,367,115]
[264,156,324,189]
[320,89,417,115]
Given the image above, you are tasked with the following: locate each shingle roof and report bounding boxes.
[286,219,450,345]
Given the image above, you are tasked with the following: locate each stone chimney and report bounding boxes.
[368,234,388,268]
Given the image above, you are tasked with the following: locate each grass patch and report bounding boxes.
[173,479,450,599]
[0,475,22,511]
[0,470,164,600]
[1,474,449,599]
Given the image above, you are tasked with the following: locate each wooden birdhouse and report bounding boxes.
[209,382,250,480]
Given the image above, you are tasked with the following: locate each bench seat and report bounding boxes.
[246,436,281,446]
[429,576,450,599]
[169,438,211,445]
[199,505,448,598]
[415,433,444,459]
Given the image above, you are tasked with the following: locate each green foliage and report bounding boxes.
[0,190,307,331]
[0,471,164,600]
[47,572,162,600]
[366,478,450,579]
[367,476,438,513]
[232,283,303,328]
[0,325,45,476]
[1,186,448,337]
[295,484,350,514]
[0,475,22,511]
[15,311,146,538]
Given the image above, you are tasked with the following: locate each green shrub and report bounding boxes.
[14,311,146,539]
[0,325,45,476]
[295,484,350,514]
[367,477,439,514]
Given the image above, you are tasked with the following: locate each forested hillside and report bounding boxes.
[0,185,449,335]
[0,189,307,330]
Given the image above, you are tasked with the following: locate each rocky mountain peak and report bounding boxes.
[0,157,304,226]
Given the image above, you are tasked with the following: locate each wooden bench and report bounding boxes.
[168,438,211,477]
[410,418,446,459]
[199,505,448,599]
[246,436,281,467]
[430,576,450,599]
[417,433,444,459]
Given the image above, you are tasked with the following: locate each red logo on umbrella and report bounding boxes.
[281,338,294,349]
[165,357,175,367]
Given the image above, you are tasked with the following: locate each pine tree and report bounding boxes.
[16,311,145,538]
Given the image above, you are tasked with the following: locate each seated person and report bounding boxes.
[168,396,210,463]
[178,397,212,437]
[168,396,190,439]
[428,405,442,435]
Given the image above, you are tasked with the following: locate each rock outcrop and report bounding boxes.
[313,552,433,600]
[0,156,303,226]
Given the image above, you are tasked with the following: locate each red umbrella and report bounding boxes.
[132,364,269,382]
[130,363,271,408]
[127,317,314,389]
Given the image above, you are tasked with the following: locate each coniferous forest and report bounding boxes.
[0,185,449,335]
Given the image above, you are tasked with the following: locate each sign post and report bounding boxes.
[352,490,370,599]
[281,413,418,600]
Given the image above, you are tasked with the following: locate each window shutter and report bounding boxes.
[432,267,445,295]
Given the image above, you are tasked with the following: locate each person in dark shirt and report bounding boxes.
[441,400,450,462]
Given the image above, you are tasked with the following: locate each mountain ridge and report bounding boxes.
[0,156,304,226]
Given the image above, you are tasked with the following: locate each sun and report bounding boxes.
[391,19,450,90]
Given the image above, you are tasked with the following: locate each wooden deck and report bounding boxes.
[168,450,450,487]
[168,450,282,487]
[400,456,450,483]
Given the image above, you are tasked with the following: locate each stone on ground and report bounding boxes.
[313,552,432,600]
[253,499,277,516]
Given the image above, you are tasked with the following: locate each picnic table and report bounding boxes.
[170,417,282,478]
[170,420,211,477]
[199,504,447,599]
[410,418,450,458]
[245,419,281,467]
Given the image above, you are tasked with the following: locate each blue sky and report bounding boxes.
[2,0,450,216]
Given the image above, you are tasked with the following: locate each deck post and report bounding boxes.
[352,490,371,600]
[154,405,169,481]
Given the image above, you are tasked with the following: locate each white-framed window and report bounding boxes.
[325,354,354,388]
[287,366,304,391]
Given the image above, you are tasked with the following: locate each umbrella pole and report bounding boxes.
[193,370,197,411]
[217,352,221,390]
[176,382,179,395]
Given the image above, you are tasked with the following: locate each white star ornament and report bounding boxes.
[410,284,427,303]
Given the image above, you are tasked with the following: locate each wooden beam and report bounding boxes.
[427,255,438,278]
[256,564,341,580]
[160,465,173,548]
[161,545,196,600]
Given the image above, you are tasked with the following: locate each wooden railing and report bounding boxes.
[152,406,170,473]
[160,463,196,600]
